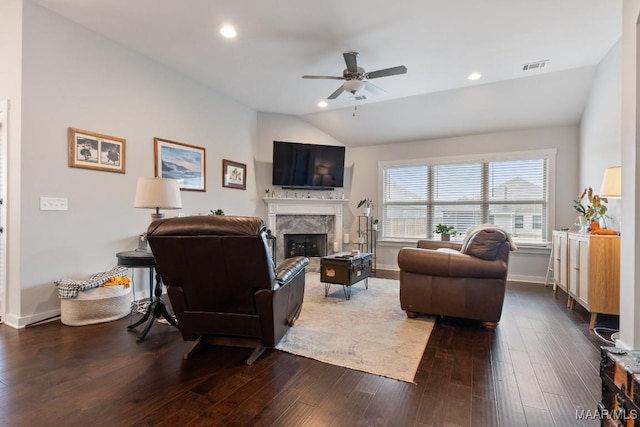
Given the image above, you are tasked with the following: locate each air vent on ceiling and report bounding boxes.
[522,60,549,71]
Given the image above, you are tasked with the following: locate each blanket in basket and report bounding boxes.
[54,266,129,298]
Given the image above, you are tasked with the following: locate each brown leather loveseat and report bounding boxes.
[147,215,309,364]
[397,226,516,328]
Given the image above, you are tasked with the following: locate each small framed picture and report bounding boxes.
[222,159,247,190]
[154,137,206,192]
[68,128,126,173]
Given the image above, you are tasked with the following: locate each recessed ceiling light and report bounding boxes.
[468,72,482,81]
[220,25,237,39]
[317,100,328,108]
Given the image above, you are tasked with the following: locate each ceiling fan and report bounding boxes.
[302,52,407,100]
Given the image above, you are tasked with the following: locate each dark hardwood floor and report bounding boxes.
[0,273,606,426]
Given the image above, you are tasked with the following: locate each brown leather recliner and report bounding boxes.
[397,227,515,328]
[146,215,309,364]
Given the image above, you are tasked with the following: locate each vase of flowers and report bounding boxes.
[573,187,608,231]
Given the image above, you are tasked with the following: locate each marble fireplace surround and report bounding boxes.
[263,198,348,264]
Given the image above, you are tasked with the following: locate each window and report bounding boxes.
[515,216,524,229]
[532,215,542,229]
[381,151,552,244]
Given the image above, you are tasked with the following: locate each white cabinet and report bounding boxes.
[566,232,620,329]
[568,235,590,308]
[553,229,620,329]
[552,230,568,293]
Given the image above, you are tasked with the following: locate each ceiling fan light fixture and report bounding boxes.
[343,79,365,94]
[317,100,328,108]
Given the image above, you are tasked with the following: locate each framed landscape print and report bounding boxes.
[154,137,206,191]
[68,128,126,173]
[222,159,246,190]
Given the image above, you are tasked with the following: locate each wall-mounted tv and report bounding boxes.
[272,141,345,190]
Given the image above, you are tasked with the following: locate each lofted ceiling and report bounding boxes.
[32,0,622,146]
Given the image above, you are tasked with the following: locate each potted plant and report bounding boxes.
[372,219,379,231]
[574,187,608,230]
[210,209,225,216]
[358,229,367,244]
[434,223,457,241]
[357,198,374,217]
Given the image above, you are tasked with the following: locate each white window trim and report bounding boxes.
[377,149,557,243]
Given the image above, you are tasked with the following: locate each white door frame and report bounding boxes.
[0,100,8,323]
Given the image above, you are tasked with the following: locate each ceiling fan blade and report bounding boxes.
[328,85,345,99]
[364,81,387,96]
[302,75,344,80]
[366,65,408,79]
[343,52,359,73]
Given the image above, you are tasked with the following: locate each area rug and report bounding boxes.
[276,273,435,383]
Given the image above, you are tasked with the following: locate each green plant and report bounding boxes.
[434,223,457,236]
[372,219,379,225]
[210,209,225,216]
[573,187,608,221]
[357,198,374,209]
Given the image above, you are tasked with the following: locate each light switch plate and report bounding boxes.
[40,197,68,211]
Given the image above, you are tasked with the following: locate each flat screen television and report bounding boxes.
[272,141,345,190]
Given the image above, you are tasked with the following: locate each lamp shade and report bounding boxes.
[599,166,621,199]
[134,177,182,219]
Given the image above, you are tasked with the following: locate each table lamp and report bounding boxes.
[134,177,182,220]
[599,166,621,199]
[599,166,621,233]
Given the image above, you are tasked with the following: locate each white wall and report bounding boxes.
[579,39,622,230]
[348,125,580,281]
[5,2,258,326]
[619,0,640,349]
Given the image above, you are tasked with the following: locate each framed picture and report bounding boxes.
[222,159,247,190]
[154,137,206,191]
[68,128,126,173]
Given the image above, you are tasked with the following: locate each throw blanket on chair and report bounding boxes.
[460,224,518,253]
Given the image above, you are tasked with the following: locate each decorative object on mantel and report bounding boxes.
[68,127,126,173]
[434,223,458,241]
[222,159,247,190]
[357,198,374,216]
[134,177,182,221]
[154,137,206,191]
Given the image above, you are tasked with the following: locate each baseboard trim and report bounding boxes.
[508,274,546,284]
[3,309,61,329]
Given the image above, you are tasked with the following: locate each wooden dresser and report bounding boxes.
[552,229,620,329]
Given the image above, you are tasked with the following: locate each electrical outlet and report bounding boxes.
[40,197,68,211]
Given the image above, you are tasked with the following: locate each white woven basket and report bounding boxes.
[61,285,133,326]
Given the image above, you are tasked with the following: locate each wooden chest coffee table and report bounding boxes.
[320,252,372,300]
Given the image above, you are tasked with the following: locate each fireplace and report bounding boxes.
[263,197,348,271]
[285,233,327,258]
